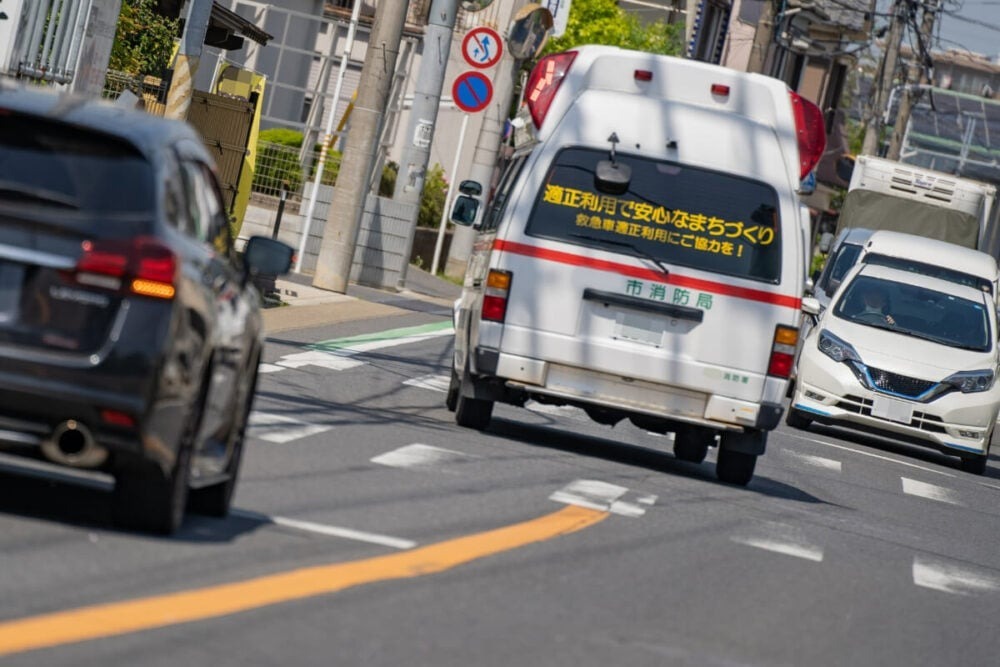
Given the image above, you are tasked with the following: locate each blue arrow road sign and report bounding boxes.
[452,71,493,114]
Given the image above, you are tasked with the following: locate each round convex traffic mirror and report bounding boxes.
[461,0,496,10]
[507,4,554,61]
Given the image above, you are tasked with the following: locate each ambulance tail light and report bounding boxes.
[789,90,827,180]
[525,51,577,129]
[482,269,512,323]
[767,325,799,378]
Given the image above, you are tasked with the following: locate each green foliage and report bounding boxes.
[379,162,399,197]
[255,129,304,195]
[109,0,178,76]
[542,0,683,56]
[258,128,304,147]
[418,164,449,228]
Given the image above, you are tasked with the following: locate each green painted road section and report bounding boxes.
[308,320,454,353]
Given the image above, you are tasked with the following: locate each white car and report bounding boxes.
[787,262,1000,474]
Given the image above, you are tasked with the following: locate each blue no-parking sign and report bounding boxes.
[452,71,493,114]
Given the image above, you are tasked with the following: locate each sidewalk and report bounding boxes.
[261,265,461,334]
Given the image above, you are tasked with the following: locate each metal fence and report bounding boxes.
[101,71,355,204]
[252,141,343,201]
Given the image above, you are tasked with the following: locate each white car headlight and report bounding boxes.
[944,370,995,394]
[817,330,861,363]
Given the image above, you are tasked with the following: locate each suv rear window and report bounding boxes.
[0,112,155,215]
[524,147,783,283]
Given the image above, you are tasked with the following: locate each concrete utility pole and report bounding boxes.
[746,0,776,74]
[861,0,908,156]
[445,0,525,280]
[313,0,409,293]
[164,0,213,120]
[886,0,938,160]
[392,0,459,288]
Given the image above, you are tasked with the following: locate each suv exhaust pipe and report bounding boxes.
[40,420,108,468]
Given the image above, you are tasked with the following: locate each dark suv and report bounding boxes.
[0,83,293,534]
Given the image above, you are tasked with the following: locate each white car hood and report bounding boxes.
[823,318,996,379]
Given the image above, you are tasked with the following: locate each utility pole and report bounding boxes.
[392,0,459,288]
[886,0,938,160]
[861,0,907,156]
[312,0,408,293]
[746,0,776,74]
[164,0,213,120]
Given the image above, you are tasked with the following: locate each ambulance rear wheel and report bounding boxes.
[716,449,757,486]
[455,393,493,430]
[673,428,713,463]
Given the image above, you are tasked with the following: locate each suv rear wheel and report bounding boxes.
[189,353,260,517]
[112,439,192,535]
[716,448,757,486]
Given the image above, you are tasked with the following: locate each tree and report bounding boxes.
[110,0,179,76]
[542,0,683,56]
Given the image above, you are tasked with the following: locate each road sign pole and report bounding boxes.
[432,112,470,276]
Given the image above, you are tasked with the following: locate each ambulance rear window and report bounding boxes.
[525,148,782,283]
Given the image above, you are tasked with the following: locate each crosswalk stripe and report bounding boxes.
[913,556,1000,595]
[248,412,332,444]
[371,444,474,469]
[403,374,451,392]
[901,477,961,505]
[731,522,824,562]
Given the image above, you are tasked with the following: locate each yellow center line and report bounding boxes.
[0,504,608,656]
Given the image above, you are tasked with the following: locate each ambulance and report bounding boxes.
[445,46,826,485]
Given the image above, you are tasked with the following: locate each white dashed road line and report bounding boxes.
[232,510,416,550]
[912,556,1000,595]
[731,521,824,562]
[781,449,843,473]
[901,477,962,505]
[784,431,957,478]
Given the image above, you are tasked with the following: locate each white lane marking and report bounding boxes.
[403,373,451,392]
[549,479,656,517]
[231,510,416,550]
[525,401,587,420]
[248,411,332,444]
[259,363,284,374]
[371,443,473,469]
[268,324,455,374]
[784,431,956,478]
[731,522,824,562]
[901,477,962,505]
[913,556,1000,595]
[781,449,843,472]
[977,481,1000,492]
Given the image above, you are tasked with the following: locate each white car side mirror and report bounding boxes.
[801,296,821,316]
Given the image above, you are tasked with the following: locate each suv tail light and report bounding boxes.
[525,51,577,129]
[767,325,799,378]
[482,269,512,323]
[789,90,826,180]
[76,237,177,300]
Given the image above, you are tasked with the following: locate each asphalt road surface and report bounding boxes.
[2,302,1000,666]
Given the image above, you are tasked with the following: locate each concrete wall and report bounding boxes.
[239,186,422,290]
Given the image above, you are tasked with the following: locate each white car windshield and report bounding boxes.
[833,274,992,352]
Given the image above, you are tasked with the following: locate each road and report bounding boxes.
[2,294,1000,666]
